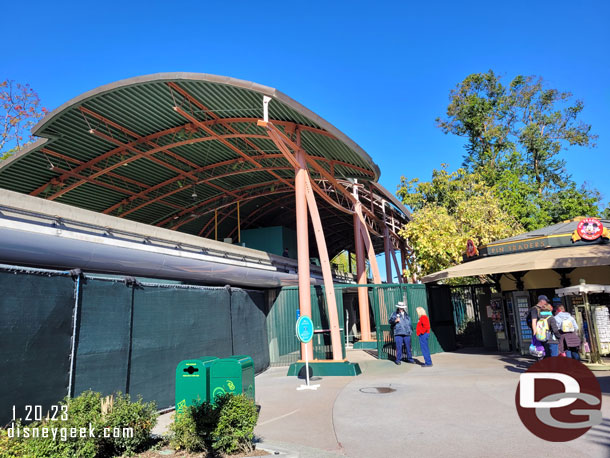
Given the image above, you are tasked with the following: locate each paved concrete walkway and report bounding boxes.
[155,349,610,457]
[254,350,610,457]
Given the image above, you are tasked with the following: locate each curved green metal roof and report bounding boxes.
[0,73,407,257]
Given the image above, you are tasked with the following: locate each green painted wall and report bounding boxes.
[241,226,297,258]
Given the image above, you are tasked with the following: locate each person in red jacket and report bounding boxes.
[416,307,433,367]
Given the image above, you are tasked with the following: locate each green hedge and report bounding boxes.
[170,393,259,455]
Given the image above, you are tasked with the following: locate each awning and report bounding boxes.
[422,244,610,283]
[555,284,610,297]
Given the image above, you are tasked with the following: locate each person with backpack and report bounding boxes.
[527,295,550,333]
[544,305,561,358]
[554,305,581,360]
[533,301,560,358]
[389,302,415,365]
[528,295,549,360]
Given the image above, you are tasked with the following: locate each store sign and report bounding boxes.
[576,218,603,241]
[488,238,549,255]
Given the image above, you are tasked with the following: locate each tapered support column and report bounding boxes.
[262,119,345,362]
[356,202,388,330]
[384,225,392,284]
[400,247,407,283]
[295,149,313,360]
[354,212,372,342]
[356,202,382,285]
[304,173,343,361]
[390,248,402,284]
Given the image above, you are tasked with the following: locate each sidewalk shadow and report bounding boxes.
[597,375,610,395]
[498,354,535,374]
[363,349,379,359]
[586,417,610,450]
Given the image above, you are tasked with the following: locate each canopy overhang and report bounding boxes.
[422,244,610,283]
[0,73,410,258]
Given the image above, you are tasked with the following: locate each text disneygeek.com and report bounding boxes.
[7,423,134,441]
[8,405,134,441]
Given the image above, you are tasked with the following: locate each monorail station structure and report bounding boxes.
[0,73,419,421]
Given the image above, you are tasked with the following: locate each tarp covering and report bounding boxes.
[0,265,273,423]
[0,270,75,426]
[230,289,269,372]
[130,286,233,409]
[422,244,610,283]
[74,279,132,396]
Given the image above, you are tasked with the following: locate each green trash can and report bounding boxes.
[175,356,218,415]
[209,355,255,402]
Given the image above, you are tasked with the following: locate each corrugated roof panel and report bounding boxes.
[0,73,409,243]
[123,201,178,225]
[55,182,126,213]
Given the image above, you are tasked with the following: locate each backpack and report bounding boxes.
[535,316,550,342]
[561,318,575,333]
[526,306,540,329]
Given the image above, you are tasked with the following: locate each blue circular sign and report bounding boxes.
[296,315,314,343]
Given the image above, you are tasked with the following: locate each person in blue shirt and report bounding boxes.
[389,302,415,365]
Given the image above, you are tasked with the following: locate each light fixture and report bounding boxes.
[192,190,198,199]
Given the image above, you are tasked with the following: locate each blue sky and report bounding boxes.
[3,1,609,281]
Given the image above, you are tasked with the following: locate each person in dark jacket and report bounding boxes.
[389,302,414,365]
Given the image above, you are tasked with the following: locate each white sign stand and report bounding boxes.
[297,345,319,390]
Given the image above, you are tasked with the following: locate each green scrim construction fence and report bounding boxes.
[0,264,268,426]
[370,284,444,360]
[266,286,346,366]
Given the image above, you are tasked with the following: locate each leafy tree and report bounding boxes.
[398,166,522,282]
[331,250,356,275]
[436,70,601,231]
[436,71,514,179]
[1,80,47,159]
[331,250,371,278]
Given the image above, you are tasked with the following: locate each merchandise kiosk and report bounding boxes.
[555,283,610,370]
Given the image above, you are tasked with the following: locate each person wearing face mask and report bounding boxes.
[389,302,414,365]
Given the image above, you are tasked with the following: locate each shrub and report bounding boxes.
[169,401,217,453]
[98,392,158,456]
[0,424,26,458]
[21,390,103,458]
[211,394,258,455]
[1,390,157,458]
[169,394,258,455]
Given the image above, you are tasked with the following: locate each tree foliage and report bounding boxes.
[435,70,602,231]
[398,71,605,281]
[398,166,522,281]
[1,79,47,159]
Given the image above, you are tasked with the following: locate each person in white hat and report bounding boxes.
[389,302,414,365]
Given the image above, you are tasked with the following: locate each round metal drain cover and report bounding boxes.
[359,386,396,394]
